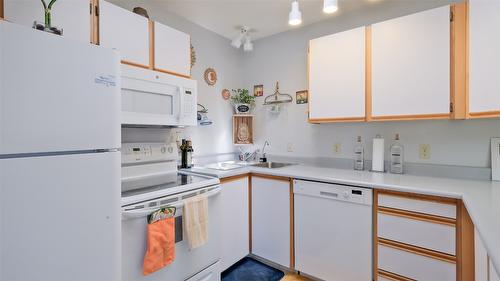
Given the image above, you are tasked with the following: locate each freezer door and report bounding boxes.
[0,21,120,155]
[0,152,121,281]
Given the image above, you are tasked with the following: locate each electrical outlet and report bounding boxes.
[333,143,342,154]
[287,143,294,152]
[419,144,431,159]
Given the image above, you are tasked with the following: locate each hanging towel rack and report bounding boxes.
[263,81,293,105]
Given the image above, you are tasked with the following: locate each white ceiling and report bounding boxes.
[135,0,386,40]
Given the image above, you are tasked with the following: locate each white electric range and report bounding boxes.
[121,142,221,281]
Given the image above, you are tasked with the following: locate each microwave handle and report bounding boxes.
[178,86,185,120]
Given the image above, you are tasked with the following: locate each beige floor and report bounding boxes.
[281,273,311,281]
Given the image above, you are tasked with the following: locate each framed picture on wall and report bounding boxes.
[254,85,264,97]
[296,90,308,104]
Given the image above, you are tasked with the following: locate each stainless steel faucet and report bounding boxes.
[260,140,270,163]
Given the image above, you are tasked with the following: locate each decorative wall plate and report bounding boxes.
[204,68,217,86]
[221,89,231,100]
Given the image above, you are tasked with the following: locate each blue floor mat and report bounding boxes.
[221,257,285,281]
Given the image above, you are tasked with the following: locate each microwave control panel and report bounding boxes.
[121,142,178,165]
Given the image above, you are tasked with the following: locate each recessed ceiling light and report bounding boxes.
[323,0,338,14]
[288,0,302,26]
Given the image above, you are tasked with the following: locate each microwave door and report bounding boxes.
[121,78,180,126]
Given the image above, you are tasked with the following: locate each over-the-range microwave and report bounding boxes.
[121,65,197,127]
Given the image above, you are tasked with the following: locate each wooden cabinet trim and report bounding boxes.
[289,178,295,269]
[121,60,150,69]
[308,116,365,123]
[379,238,457,264]
[248,175,253,253]
[220,173,250,184]
[377,189,458,205]
[250,173,290,182]
[450,3,468,120]
[148,19,154,70]
[373,189,379,280]
[0,0,4,19]
[90,0,99,45]
[378,206,457,227]
[457,200,475,281]
[370,113,450,121]
[378,269,416,281]
[469,110,500,119]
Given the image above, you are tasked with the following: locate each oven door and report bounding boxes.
[121,186,221,281]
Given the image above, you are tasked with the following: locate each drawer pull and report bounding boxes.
[379,238,456,264]
[378,206,456,226]
[378,269,416,281]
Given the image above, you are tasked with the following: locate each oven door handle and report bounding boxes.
[121,188,221,219]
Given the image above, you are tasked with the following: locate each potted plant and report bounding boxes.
[33,0,63,35]
[231,88,255,114]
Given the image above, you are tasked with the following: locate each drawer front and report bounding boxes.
[378,194,456,219]
[378,244,456,281]
[378,212,456,255]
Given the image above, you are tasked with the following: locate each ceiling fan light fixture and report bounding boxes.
[288,0,302,26]
[243,35,253,52]
[231,35,243,49]
[323,0,338,14]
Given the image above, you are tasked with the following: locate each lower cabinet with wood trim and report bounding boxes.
[374,190,474,281]
[220,175,250,271]
[250,174,293,268]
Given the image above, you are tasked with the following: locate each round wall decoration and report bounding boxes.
[221,89,231,100]
[204,68,217,86]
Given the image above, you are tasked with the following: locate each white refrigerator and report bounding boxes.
[0,22,121,281]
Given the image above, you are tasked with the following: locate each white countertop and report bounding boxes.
[187,163,500,273]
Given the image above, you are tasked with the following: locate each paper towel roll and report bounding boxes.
[372,136,385,172]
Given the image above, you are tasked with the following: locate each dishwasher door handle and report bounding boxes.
[320,191,339,198]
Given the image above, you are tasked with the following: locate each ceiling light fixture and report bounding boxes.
[323,0,338,14]
[243,35,253,52]
[231,26,254,52]
[231,27,246,49]
[288,0,302,26]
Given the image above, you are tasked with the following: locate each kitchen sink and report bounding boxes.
[251,162,295,169]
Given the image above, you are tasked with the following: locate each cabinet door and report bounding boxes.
[251,176,290,267]
[4,0,91,43]
[469,0,500,117]
[99,1,149,67]
[154,21,190,77]
[308,27,366,122]
[371,6,450,120]
[492,261,500,281]
[221,177,249,271]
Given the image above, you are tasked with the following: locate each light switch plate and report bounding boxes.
[492,138,500,181]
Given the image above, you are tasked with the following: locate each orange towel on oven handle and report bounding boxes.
[143,217,175,276]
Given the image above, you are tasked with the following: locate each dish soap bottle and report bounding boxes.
[390,134,404,174]
[354,136,364,170]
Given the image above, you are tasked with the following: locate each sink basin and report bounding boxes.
[251,162,295,169]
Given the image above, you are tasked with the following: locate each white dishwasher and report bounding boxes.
[294,179,373,281]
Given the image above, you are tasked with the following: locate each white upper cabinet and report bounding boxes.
[371,6,450,119]
[99,1,149,67]
[4,0,91,43]
[469,0,500,116]
[309,27,366,122]
[154,21,191,77]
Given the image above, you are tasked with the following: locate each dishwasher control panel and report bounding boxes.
[293,179,372,205]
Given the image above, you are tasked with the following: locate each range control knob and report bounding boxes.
[167,146,174,153]
[161,147,167,154]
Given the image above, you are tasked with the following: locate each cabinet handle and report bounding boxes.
[320,191,338,198]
